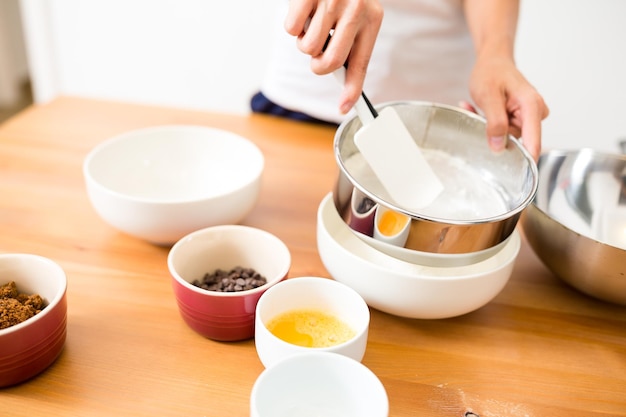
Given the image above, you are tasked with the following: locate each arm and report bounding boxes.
[463,0,549,159]
[284,0,384,114]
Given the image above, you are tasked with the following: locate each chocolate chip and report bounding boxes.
[192,267,267,292]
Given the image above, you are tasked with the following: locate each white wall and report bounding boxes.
[0,0,29,106]
[516,0,626,153]
[18,0,626,153]
[20,0,279,114]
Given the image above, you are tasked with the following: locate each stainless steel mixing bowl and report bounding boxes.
[521,149,626,305]
[333,101,538,264]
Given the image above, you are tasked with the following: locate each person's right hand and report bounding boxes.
[284,0,384,115]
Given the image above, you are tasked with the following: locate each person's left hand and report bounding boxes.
[467,54,549,160]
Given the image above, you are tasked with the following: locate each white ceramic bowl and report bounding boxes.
[168,225,291,342]
[250,351,388,417]
[254,277,370,369]
[84,125,264,245]
[0,254,67,387]
[317,193,520,319]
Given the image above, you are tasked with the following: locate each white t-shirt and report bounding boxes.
[261,0,475,124]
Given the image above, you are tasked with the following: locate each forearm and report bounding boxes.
[463,0,520,60]
[461,0,548,160]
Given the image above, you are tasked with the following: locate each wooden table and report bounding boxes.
[1,97,624,416]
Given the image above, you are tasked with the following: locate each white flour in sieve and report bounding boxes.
[344,149,509,220]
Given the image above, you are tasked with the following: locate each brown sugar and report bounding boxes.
[0,281,45,330]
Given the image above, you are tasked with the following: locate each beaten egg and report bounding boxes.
[377,209,409,237]
[266,309,355,348]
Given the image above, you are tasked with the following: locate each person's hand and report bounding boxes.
[467,54,549,161]
[462,0,549,160]
[284,0,384,114]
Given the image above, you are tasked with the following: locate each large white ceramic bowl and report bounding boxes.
[317,193,520,319]
[84,125,264,245]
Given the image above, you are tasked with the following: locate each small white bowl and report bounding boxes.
[84,125,264,245]
[250,351,389,417]
[317,193,520,319]
[373,205,411,247]
[254,277,370,369]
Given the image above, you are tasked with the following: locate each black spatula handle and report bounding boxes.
[322,32,379,118]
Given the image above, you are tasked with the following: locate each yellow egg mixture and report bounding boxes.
[266,309,356,348]
[378,210,409,236]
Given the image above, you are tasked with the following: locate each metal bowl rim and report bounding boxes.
[334,100,539,225]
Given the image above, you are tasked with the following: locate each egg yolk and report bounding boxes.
[266,309,355,348]
[378,210,409,237]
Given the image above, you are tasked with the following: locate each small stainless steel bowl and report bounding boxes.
[333,101,538,264]
[521,149,626,305]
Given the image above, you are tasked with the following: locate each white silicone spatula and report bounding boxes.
[336,69,444,210]
[314,21,443,210]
